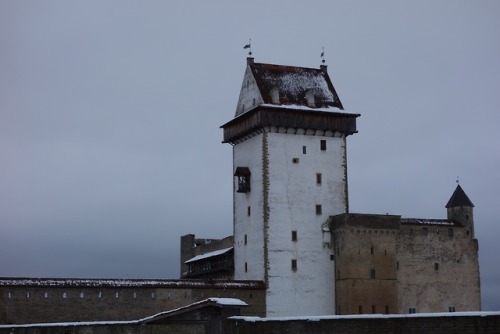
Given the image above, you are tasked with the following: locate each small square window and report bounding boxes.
[303,146,307,154]
[291,230,297,241]
[292,158,299,164]
[385,305,390,314]
[330,254,335,261]
[372,305,376,314]
[244,234,247,245]
[316,204,322,215]
[247,206,251,216]
[291,259,297,271]
[434,263,439,270]
[316,173,322,185]
[359,305,363,314]
[370,269,376,279]
[449,306,456,312]
[409,307,416,314]
[320,140,326,151]
[370,247,374,255]
[245,262,248,272]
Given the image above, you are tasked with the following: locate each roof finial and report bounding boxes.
[321,47,325,64]
[456,176,460,184]
[243,39,252,56]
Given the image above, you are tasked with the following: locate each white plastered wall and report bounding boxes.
[233,130,347,316]
[233,134,265,281]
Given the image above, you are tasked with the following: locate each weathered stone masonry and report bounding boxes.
[0,278,265,324]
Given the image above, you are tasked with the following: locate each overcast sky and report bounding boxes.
[1,1,499,311]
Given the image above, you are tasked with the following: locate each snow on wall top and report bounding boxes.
[401,218,461,226]
[185,247,233,264]
[230,311,500,322]
[249,61,344,110]
[0,277,265,289]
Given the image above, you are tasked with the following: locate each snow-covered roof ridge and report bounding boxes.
[185,247,233,264]
[207,297,248,306]
[139,297,247,323]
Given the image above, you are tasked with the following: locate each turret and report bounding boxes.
[446,184,475,237]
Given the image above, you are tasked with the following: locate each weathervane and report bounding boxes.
[321,47,325,64]
[244,39,252,56]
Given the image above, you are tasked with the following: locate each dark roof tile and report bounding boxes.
[249,62,344,110]
[446,184,474,208]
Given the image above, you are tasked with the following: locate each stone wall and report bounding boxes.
[0,279,265,324]
[330,214,400,315]
[397,223,481,313]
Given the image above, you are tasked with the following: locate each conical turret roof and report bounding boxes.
[445,184,474,208]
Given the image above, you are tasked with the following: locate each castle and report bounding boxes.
[0,58,480,326]
[181,57,481,317]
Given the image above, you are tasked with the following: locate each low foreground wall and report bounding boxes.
[224,312,500,334]
[1,312,499,334]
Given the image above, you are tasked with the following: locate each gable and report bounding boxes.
[235,65,264,117]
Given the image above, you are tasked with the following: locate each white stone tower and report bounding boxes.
[221,58,359,316]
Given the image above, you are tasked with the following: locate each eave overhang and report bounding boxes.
[221,105,359,144]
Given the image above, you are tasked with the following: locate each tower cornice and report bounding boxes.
[221,105,359,144]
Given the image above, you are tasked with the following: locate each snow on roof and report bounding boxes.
[0,277,264,289]
[249,62,344,110]
[208,297,248,306]
[185,247,233,264]
[0,298,248,329]
[401,218,460,226]
[230,311,500,322]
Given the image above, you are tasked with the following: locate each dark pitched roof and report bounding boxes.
[446,184,474,208]
[249,60,344,110]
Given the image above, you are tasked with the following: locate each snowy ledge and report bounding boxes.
[0,277,264,289]
[259,103,356,114]
[230,311,500,322]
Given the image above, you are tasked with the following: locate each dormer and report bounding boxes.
[305,89,316,107]
[270,86,280,104]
